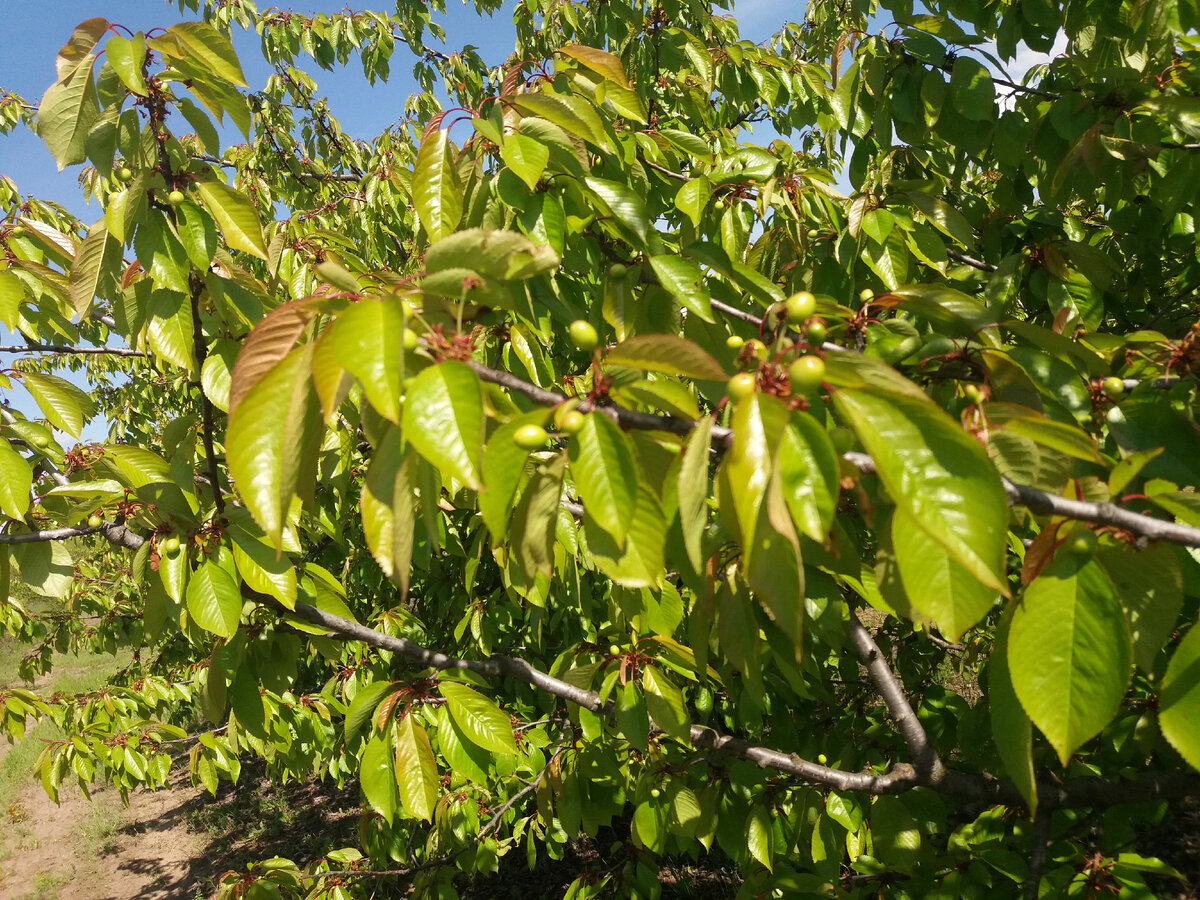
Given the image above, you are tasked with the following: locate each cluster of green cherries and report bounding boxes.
[726,290,826,402]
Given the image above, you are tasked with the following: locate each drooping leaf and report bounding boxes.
[500,133,550,191]
[1096,543,1182,674]
[402,361,484,490]
[991,609,1037,814]
[1159,624,1200,772]
[412,128,463,242]
[333,296,404,423]
[105,33,148,96]
[394,714,439,821]
[68,217,114,319]
[22,372,95,438]
[186,558,243,638]
[567,411,637,548]
[0,440,32,522]
[642,664,689,741]
[195,180,268,260]
[361,426,416,595]
[677,416,712,572]
[228,298,317,416]
[35,52,100,170]
[1008,555,1131,764]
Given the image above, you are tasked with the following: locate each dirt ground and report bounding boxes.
[0,762,206,900]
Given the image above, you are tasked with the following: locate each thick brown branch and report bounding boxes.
[945,248,997,272]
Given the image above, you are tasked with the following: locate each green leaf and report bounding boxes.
[146,290,195,374]
[1159,624,1200,772]
[402,361,484,490]
[68,217,114,319]
[991,610,1037,814]
[607,333,726,382]
[646,256,714,322]
[23,372,95,438]
[479,409,551,541]
[677,416,712,572]
[776,411,839,543]
[568,411,637,548]
[674,177,712,229]
[35,53,100,170]
[615,681,649,748]
[344,681,396,747]
[512,452,566,581]
[439,681,518,755]
[891,507,1000,642]
[230,525,297,609]
[176,201,219,269]
[511,92,606,148]
[437,706,491,784]
[226,346,322,547]
[558,43,632,89]
[722,394,789,566]
[642,664,689,742]
[412,128,463,242]
[156,22,247,87]
[584,177,649,247]
[907,192,973,247]
[55,18,108,80]
[829,353,1008,596]
[360,731,399,823]
[362,427,416,595]
[12,541,73,599]
[106,33,148,96]
[0,440,32,522]
[746,804,774,871]
[186,558,242,638]
[195,180,267,260]
[394,714,439,821]
[949,56,995,121]
[333,296,404,423]
[1008,556,1131,764]
[500,133,549,191]
[587,482,666,588]
[1096,543,1182,674]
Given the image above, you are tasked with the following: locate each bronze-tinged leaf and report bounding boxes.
[228,297,317,416]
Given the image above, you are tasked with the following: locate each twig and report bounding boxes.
[641,158,689,182]
[945,248,997,272]
[0,344,146,357]
[1023,805,1050,900]
[189,277,224,515]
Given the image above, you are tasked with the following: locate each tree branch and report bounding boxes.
[0,344,146,357]
[189,277,225,515]
[945,248,997,272]
[847,615,946,784]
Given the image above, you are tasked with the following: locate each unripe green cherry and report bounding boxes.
[87,514,103,529]
[10,225,24,236]
[167,189,186,205]
[649,788,661,799]
[859,288,874,302]
[726,373,756,401]
[513,424,549,450]
[559,410,585,433]
[805,319,828,345]
[402,328,419,351]
[161,536,181,555]
[1103,376,1125,398]
[569,320,599,352]
[785,290,817,324]
[609,262,627,279]
[788,355,826,393]
[745,338,767,360]
[829,427,854,455]
[817,753,828,765]
[609,644,621,657]
[117,167,133,182]
[1064,526,1098,557]
[963,384,981,404]
[714,198,727,211]
[725,334,744,349]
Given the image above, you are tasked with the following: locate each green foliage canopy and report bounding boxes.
[1,0,1200,896]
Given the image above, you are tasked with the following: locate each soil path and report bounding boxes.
[0,761,206,900]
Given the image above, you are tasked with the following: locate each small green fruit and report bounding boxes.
[693,685,714,716]
[1103,376,1125,397]
[859,288,874,302]
[1064,526,1097,557]
[745,338,767,360]
[649,788,661,799]
[31,433,50,448]
[117,167,133,182]
[963,384,981,404]
[817,753,828,765]
[402,328,419,351]
[609,262,628,279]
[806,228,820,240]
[87,514,103,529]
[167,189,185,205]
[805,319,828,345]
[569,320,599,352]
[785,290,817,324]
[513,424,549,450]
[10,225,24,236]
[727,373,756,401]
[829,427,854,455]
[788,355,826,393]
[609,644,621,657]
[162,536,181,555]
[714,198,727,211]
[560,411,585,433]
[726,334,744,349]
